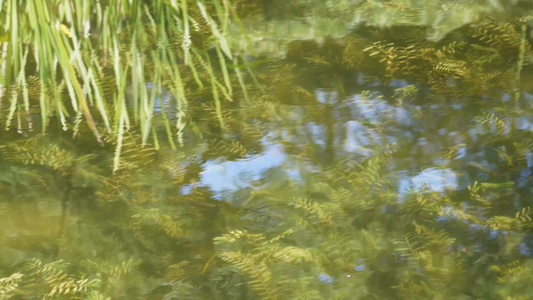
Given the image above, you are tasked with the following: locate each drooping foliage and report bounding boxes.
[0,0,254,150]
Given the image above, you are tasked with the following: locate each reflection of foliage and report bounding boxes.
[239,0,533,57]
[1,89,533,299]
[475,113,509,136]
[2,5,533,299]
[0,257,148,299]
[361,18,532,98]
[1,135,96,176]
[0,259,102,299]
[494,260,533,299]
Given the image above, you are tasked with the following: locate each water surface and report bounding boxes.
[1,1,533,299]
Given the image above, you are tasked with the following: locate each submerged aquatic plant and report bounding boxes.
[1,1,533,299]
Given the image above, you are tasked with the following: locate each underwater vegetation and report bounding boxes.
[1,0,533,299]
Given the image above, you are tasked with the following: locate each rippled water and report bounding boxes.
[1,2,533,299]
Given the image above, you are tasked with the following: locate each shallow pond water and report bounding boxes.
[1,1,533,299]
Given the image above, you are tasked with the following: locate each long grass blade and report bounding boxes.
[113,105,126,174]
[216,45,233,96]
[1,0,253,146]
[197,1,232,59]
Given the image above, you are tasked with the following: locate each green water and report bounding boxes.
[2,1,533,299]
